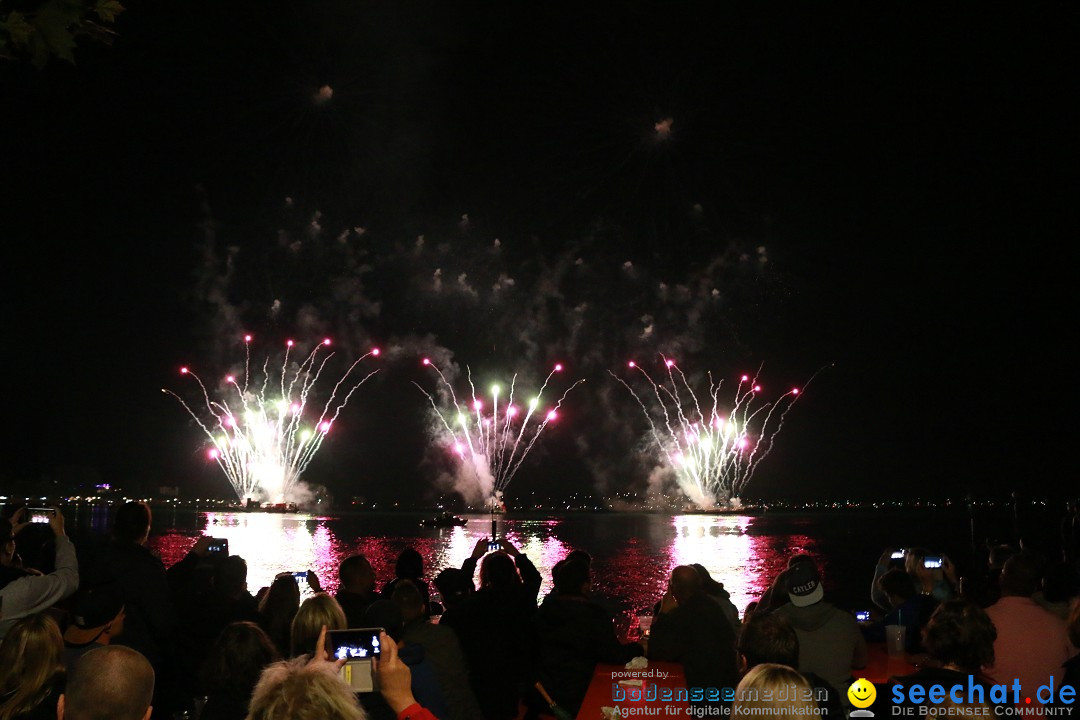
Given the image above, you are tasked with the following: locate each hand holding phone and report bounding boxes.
[923,555,943,569]
[293,570,309,580]
[855,610,871,622]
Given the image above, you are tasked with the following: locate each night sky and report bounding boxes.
[2,3,1074,505]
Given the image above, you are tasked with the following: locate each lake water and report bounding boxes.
[61,505,1027,633]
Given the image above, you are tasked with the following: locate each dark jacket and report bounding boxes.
[648,592,738,702]
[402,618,482,720]
[440,554,541,720]
[359,643,449,720]
[336,589,378,629]
[82,539,176,669]
[534,594,644,716]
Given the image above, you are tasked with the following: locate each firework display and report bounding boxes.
[611,356,806,508]
[415,359,584,507]
[163,335,379,504]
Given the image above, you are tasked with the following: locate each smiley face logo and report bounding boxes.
[848,678,876,709]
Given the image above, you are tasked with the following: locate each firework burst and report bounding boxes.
[162,335,380,504]
[416,358,584,507]
[611,356,813,508]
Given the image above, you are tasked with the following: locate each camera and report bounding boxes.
[923,555,943,569]
[855,610,871,622]
[27,507,56,524]
[328,628,383,692]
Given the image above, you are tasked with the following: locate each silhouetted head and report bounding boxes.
[113,502,152,546]
[247,658,364,720]
[200,621,280,697]
[215,555,249,598]
[922,600,996,671]
[737,613,798,671]
[669,565,703,604]
[290,593,346,658]
[363,599,405,642]
[553,559,590,597]
[565,549,592,568]
[1000,553,1040,597]
[61,645,155,720]
[394,548,423,580]
[433,567,474,607]
[390,579,425,622]
[339,555,375,594]
[479,553,521,590]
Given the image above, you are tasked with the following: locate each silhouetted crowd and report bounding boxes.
[1,500,1078,720]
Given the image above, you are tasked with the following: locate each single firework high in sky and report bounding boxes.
[163,335,380,504]
[611,356,807,508]
[416,358,584,508]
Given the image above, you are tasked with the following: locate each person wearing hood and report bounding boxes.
[648,565,738,707]
[691,563,741,634]
[532,558,643,717]
[773,559,867,698]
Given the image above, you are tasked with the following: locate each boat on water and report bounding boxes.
[420,512,467,528]
[238,500,300,513]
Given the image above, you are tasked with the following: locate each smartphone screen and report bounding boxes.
[328,628,383,660]
[890,550,905,560]
[856,610,871,622]
[28,508,56,524]
[923,556,943,569]
[488,541,500,552]
[293,570,309,580]
[206,538,229,555]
